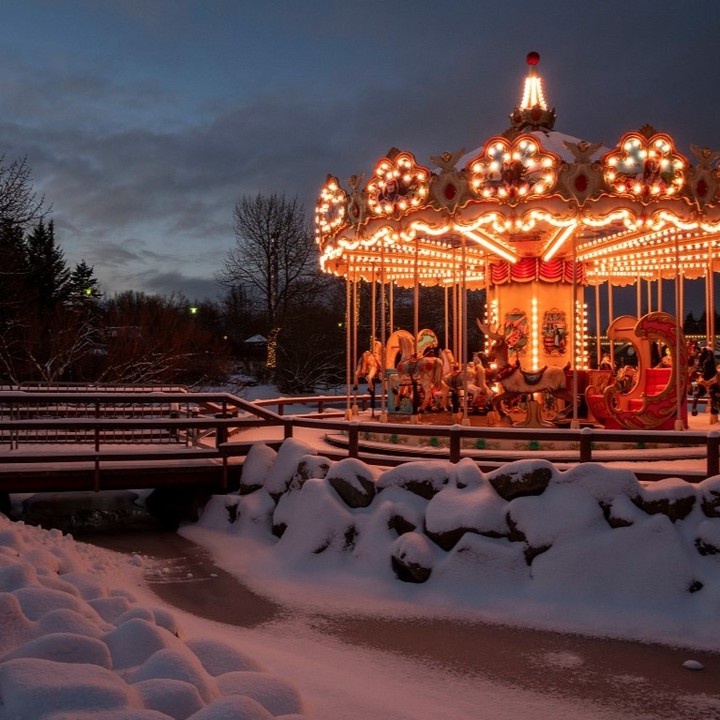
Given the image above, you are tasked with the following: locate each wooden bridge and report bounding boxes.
[0,387,718,499]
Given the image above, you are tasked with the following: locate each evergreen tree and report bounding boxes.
[67,259,101,302]
[0,218,29,323]
[26,220,70,308]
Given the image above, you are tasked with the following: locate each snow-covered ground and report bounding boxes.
[2,383,720,719]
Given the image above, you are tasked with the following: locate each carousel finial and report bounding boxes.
[507,51,556,134]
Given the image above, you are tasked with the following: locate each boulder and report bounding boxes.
[390,532,434,583]
[698,475,720,518]
[632,478,697,523]
[377,461,452,499]
[486,460,556,500]
[326,458,377,508]
[239,443,277,495]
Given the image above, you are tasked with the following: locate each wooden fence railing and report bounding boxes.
[0,391,718,491]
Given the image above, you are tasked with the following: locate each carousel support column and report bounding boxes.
[657,270,663,312]
[389,282,394,336]
[411,236,420,424]
[595,283,601,367]
[453,248,459,360]
[679,271,685,327]
[636,274,642,317]
[444,285,449,352]
[351,274,359,418]
[708,245,716,351]
[484,259,497,426]
[345,271,352,421]
[674,235,684,430]
[646,277,652,313]
[570,239,580,429]
[461,236,470,426]
[380,246,388,423]
[608,280,615,368]
[369,264,377,418]
[413,238,420,347]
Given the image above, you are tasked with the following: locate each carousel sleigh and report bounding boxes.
[585,312,688,431]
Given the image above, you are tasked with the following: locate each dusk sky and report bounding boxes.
[1,1,718,303]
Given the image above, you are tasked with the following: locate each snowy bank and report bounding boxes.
[0,516,307,720]
[185,438,720,651]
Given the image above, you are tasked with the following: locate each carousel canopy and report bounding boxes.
[315,53,720,290]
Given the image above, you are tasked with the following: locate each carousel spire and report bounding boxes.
[508,51,557,133]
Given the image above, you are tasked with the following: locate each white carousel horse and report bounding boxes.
[477,320,572,425]
[439,347,455,374]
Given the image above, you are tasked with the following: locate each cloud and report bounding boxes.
[0,0,718,307]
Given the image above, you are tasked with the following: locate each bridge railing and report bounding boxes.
[0,390,718,488]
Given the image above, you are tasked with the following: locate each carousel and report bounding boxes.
[314,53,720,431]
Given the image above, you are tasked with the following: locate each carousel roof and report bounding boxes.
[315,53,720,289]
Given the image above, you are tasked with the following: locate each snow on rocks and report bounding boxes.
[239,442,278,495]
[263,438,318,500]
[390,532,436,583]
[376,459,453,499]
[325,457,379,509]
[0,515,308,720]
[208,440,720,628]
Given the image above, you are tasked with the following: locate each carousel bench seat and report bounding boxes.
[586,366,686,430]
[627,368,672,411]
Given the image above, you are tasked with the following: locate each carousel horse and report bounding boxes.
[353,341,383,415]
[437,359,494,412]
[393,354,445,412]
[477,320,572,425]
[353,342,382,390]
[390,334,444,412]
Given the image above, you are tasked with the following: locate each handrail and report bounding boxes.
[0,390,717,485]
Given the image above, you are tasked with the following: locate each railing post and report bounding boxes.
[449,425,461,463]
[284,419,293,439]
[348,422,359,458]
[707,431,720,478]
[580,427,593,463]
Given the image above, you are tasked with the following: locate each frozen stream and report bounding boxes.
[78,528,720,720]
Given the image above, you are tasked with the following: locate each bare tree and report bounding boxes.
[217,194,324,331]
[0,154,47,228]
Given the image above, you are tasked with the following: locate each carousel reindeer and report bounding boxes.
[477,320,573,425]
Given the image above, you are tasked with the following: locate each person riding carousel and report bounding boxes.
[691,347,716,416]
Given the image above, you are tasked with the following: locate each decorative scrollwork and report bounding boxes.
[603,129,686,201]
[467,135,558,202]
